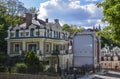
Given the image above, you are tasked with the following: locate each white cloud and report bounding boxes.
[38,0,106,27]
[69,1,80,9]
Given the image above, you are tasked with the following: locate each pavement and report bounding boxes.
[78,70,120,79]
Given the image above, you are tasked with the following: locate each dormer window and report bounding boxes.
[30,29,34,36]
[10,32,14,37]
[16,30,19,37]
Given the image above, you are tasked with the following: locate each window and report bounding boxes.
[56,32,58,38]
[105,63,106,66]
[54,31,55,38]
[46,44,50,53]
[21,32,23,36]
[15,44,20,52]
[10,33,14,37]
[28,44,37,51]
[16,30,19,37]
[46,29,49,37]
[109,63,111,66]
[62,33,65,39]
[26,32,29,36]
[59,32,60,38]
[30,29,34,36]
[36,31,39,36]
[49,30,52,38]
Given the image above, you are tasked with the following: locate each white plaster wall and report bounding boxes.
[73,33,95,67]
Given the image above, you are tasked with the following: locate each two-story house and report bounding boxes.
[6,13,72,71]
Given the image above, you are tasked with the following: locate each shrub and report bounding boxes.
[25,51,44,73]
[0,65,7,72]
[47,66,56,73]
[14,63,27,73]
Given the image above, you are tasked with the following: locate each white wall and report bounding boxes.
[73,33,95,67]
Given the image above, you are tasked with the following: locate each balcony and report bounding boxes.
[8,29,69,41]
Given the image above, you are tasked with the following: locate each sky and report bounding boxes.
[20,0,108,28]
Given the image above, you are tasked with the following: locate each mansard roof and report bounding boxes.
[9,13,63,32]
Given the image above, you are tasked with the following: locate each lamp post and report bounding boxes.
[74,67,77,79]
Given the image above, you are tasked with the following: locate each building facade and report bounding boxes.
[101,45,120,70]
[6,13,73,71]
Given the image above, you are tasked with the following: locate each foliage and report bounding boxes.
[0,66,7,72]
[28,7,37,14]
[0,0,25,52]
[0,52,8,72]
[25,51,44,73]
[14,63,27,73]
[47,66,56,73]
[62,24,84,36]
[98,0,120,44]
[0,52,8,66]
[4,0,27,16]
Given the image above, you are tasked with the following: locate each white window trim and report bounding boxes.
[14,43,20,52]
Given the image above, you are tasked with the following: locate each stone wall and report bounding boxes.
[0,73,61,79]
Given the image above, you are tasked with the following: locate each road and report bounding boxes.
[78,70,120,79]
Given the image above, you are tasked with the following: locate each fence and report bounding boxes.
[0,73,61,79]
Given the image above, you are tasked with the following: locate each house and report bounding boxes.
[101,45,120,70]
[6,13,72,71]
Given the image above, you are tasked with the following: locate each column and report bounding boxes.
[7,40,10,55]
[51,42,53,51]
[22,40,26,51]
[40,39,44,55]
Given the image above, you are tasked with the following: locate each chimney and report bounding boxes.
[34,14,37,20]
[45,18,48,23]
[54,19,59,23]
[26,13,32,27]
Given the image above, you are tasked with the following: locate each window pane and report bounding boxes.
[28,44,37,51]
[30,29,34,36]
[15,44,19,52]
[16,30,19,37]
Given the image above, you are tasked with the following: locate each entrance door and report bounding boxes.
[28,44,37,51]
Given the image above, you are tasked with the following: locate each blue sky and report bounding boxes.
[19,0,46,9]
[20,0,107,28]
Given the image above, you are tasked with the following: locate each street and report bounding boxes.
[78,70,120,79]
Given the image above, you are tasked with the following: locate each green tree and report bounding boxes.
[25,51,43,73]
[98,0,120,44]
[28,7,37,14]
[62,24,84,36]
[0,0,25,52]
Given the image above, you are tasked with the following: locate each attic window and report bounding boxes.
[10,33,14,37]
[15,30,19,37]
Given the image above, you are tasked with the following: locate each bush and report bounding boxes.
[25,51,44,73]
[0,65,7,72]
[47,66,56,73]
[14,63,27,73]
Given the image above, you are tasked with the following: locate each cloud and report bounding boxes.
[38,0,106,27]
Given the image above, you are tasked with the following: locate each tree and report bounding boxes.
[28,7,37,14]
[25,51,44,73]
[6,0,27,16]
[0,0,25,52]
[98,0,120,44]
[62,24,84,36]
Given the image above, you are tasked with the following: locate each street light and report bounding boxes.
[74,67,77,79]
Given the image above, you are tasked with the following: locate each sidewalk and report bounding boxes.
[77,75,95,79]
